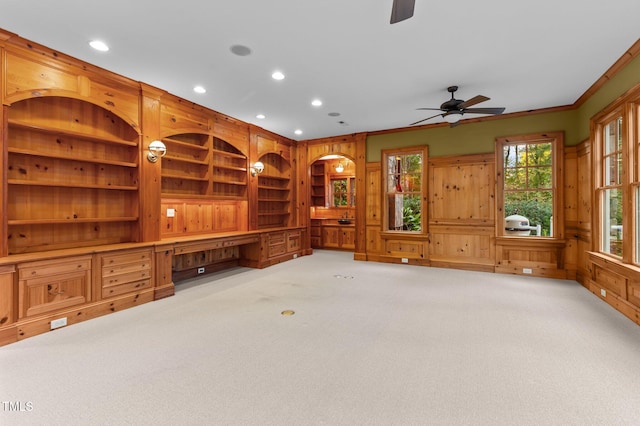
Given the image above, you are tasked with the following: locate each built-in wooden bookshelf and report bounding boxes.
[257,152,291,229]
[212,137,248,198]
[160,134,248,198]
[6,97,141,254]
[311,161,326,207]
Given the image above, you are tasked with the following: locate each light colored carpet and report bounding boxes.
[1,250,640,426]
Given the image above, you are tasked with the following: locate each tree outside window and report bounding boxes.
[497,133,563,239]
[382,146,426,232]
[330,177,355,207]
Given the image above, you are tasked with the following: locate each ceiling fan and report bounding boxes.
[390,0,415,24]
[410,86,506,127]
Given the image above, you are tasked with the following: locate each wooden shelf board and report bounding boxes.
[212,179,246,186]
[9,217,139,225]
[212,148,246,159]
[161,173,209,182]
[259,174,290,181]
[162,137,209,151]
[8,180,138,191]
[258,185,290,191]
[213,164,247,172]
[8,119,138,147]
[164,154,209,165]
[8,147,138,168]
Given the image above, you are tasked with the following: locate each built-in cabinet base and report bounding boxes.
[0,228,307,347]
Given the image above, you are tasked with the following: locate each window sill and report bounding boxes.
[495,237,566,248]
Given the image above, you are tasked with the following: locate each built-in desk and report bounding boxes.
[0,227,307,347]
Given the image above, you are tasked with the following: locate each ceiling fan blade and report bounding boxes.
[416,107,445,111]
[390,0,415,24]
[410,113,442,126]
[462,107,506,115]
[458,95,490,109]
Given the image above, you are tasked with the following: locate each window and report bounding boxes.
[592,87,640,265]
[496,133,563,238]
[598,116,624,257]
[382,146,427,232]
[330,176,355,207]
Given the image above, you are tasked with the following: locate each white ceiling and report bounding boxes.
[1,0,639,141]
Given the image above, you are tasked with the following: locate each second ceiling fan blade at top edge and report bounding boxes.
[390,0,415,24]
[458,95,489,109]
[462,107,506,115]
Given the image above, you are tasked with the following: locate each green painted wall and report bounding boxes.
[576,53,640,141]
[366,48,640,162]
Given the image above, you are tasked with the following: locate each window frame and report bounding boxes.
[381,145,428,235]
[495,132,564,240]
[329,174,356,208]
[592,94,638,263]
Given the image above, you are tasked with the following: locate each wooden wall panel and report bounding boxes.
[160,199,247,238]
[159,95,211,137]
[430,154,495,224]
[365,163,381,225]
[429,225,495,271]
[428,153,495,271]
[4,51,140,128]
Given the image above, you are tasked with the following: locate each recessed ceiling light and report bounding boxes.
[193,86,206,94]
[294,129,303,135]
[230,44,252,56]
[256,114,266,119]
[272,71,285,81]
[311,99,323,107]
[89,40,109,52]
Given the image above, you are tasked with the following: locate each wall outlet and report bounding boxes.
[401,258,409,264]
[523,268,533,274]
[197,267,205,274]
[51,317,67,330]
[166,208,175,218]
[600,288,607,297]
[293,253,298,259]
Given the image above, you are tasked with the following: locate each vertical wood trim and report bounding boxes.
[248,128,259,230]
[0,104,7,258]
[139,85,163,242]
[297,141,311,250]
[354,133,367,256]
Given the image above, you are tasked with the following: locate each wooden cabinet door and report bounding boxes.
[323,227,341,248]
[341,228,356,249]
[18,257,92,318]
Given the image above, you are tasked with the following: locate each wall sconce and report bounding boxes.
[147,140,167,163]
[335,162,344,173]
[250,161,265,177]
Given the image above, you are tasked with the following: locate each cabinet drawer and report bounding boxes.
[102,279,152,299]
[269,232,286,245]
[19,257,91,280]
[102,270,151,286]
[102,260,151,277]
[102,250,152,267]
[269,243,287,257]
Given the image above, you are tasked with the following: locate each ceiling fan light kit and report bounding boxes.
[444,113,462,124]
